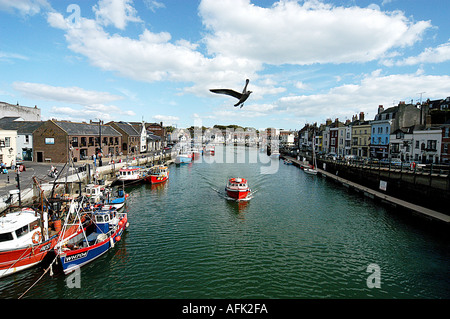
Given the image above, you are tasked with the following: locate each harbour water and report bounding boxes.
[1,146,449,299]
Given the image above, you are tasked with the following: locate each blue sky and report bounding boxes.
[0,0,449,131]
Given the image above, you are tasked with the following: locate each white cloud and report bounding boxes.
[45,0,433,100]
[395,41,450,65]
[0,0,50,16]
[152,115,180,126]
[275,72,450,122]
[93,0,142,30]
[50,104,135,122]
[144,0,165,12]
[0,51,28,61]
[12,82,123,105]
[199,0,432,65]
[47,11,260,95]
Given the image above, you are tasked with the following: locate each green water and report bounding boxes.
[1,146,449,299]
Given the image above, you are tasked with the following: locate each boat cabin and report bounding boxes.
[94,212,112,234]
[118,166,142,180]
[0,210,41,250]
[227,178,248,188]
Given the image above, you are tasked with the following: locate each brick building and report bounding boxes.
[33,120,122,163]
[106,121,140,156]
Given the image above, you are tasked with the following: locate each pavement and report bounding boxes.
[0,150,173,200]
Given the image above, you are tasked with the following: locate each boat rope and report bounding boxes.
[17,254,58,300]
[0,245,33,278]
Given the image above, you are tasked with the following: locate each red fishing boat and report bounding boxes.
[225,178,251,201]
[148,165,169,184]
[0,208,84,278]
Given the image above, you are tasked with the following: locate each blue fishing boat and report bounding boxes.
[55,199,128,274]
[85,184,129,211]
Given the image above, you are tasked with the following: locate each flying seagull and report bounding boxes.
[210,79,252,108]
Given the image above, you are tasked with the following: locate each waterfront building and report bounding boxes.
[350,112,371,158]
[33,120,122,163]
[412,127,442,164]
[147,132,162,151]
[370,105,391,159]
[0,129,17,167]
[389,126,415,162]
[107,121,140,157]
[343,123,352,157]
[130,122,148,153]
[440,120,450,164]
[145,122,167,147]
[279,130,295,148]
[0,117,44,161]
[0,101,41,121]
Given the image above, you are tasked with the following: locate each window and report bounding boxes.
[427,140,437,151]
[25,135,30,144]
[5,137,10,147]
[72,137,78,147]
[15,225,29,238]
[445,128,449,138]
[415,141,419,149]
[0,232,14,242]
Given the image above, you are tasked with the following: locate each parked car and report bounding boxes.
[326,152,337,160]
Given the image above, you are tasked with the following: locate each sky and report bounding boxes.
[0,0,449,131]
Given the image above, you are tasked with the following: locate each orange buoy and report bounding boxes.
[115,236,121,241]
[54,219,62,232]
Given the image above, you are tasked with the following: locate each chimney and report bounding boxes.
[378,105,384,114]
[326,118,332,126]
[359,112,364,121]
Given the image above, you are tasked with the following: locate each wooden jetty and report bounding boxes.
[283,156,450,226]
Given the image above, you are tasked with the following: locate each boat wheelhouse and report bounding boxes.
[148,165,169,184]
[225,178,251,201]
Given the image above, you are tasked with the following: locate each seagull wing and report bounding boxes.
[210,89,243,100]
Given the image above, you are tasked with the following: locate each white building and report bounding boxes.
[390,128,414,162]
[279,130,295,147]
[412,128,442,164]
[0,129,18,167]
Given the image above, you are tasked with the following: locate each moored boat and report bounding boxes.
[112,166,148,185]
[204,145,215,155]
[175,153,192,164]
[85,184,128,211]
[55,200,128,275]
[225,178,251,201]
[0,208,81,278]
[148,165,169,184]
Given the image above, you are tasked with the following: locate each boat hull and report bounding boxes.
[0,222,81,278]
[175,155,192,164]
[226,188,251,200]
[58,217,128,274]
[150,175,168,184]
[0,237,56,278]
